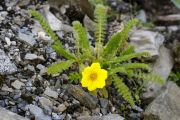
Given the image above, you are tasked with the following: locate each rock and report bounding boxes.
[142,46,174,102]
[42,5,63,31]
[39,97,53,109]
[44,87,58,99]
[156,14,180,22]
[130,30,164,58]
[144,81,180,120]
[66,85,98,109]
[136,9,147,23]
[0,107,29,120]
[18,32,36,46]
[83,15,96,32]
[0,11,8,23]
[11,80,25,89]
[24,53,38,60]
[1,84,13,92]
[26,104,51,120]
[99,98,109,109]
[0,49,17,75]
[58,104,67,112]
[48,0,94,21]
[77,114,124,120]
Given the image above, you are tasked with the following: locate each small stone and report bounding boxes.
[26,104,51,120]
[77,114,124,120]
[18,32,36,46]
[136,9,147,23]
[39,97,53,108]
[11,80,25,89]
[5,37,11,46]
[24,53,38,60]
[1,84,13,92]
[44,87,58,99]
[0,49,17,75]
[100,98,109,109]
[42,5,63,31]
[65,85,98,109]
[58,104,67,112]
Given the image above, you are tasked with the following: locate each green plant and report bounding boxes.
[30,4,164,107]
[169,72,180,86]
[171,0,180,9]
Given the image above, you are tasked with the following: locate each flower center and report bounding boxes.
[89,73,97,81]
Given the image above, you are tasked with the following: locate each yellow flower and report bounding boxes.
[81,63,108,91]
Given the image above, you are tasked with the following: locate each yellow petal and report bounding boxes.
[91,63,101,70]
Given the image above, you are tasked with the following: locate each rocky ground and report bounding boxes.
[0,0,180,120]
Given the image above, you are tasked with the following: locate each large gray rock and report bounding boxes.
[77,114,124,120]
[142,46,174,101]
[65,85,98,109]
[144,82,180,120]
[0,49,17,75]
[130,30,164,58]
[0,107,29,120]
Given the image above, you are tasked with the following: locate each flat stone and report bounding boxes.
[39,97,53,108]
[130,30,164,58]
[1,84,13,92]
[77,114,124,120]
[58,104,67,112]
[42,5,63,31]
[24,53,38,60]
[65,85,98,109]
[0,49,17,75]
[11,80,25,89]
[0,106,29,120]
[156,14,180,22]
[44,87,58,99]
[26,104,51,120]
[18,32,36,46]
[144,82,180,120]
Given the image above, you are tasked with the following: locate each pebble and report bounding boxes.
[0,49,17,75]
[58,104,67,112]
[24,53,38,60]
[26,104,51,120]
[39,97,53,108]
[44,87,58,99]
[11,80,25,89]
[18,31,36,46]
[1,84,13,92]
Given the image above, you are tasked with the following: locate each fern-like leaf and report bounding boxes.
[48,60,75,75]
[102,19,139,59]
[72,21,92,58]
[120,45,135,56]
[69,72,81,82]
[132,72,165,84]
[109,67,127,75]
[113,75,135,106]
[94,4,107,59]
[121,63,151,71]
[106,52,150,64]
[29,10,75,60]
